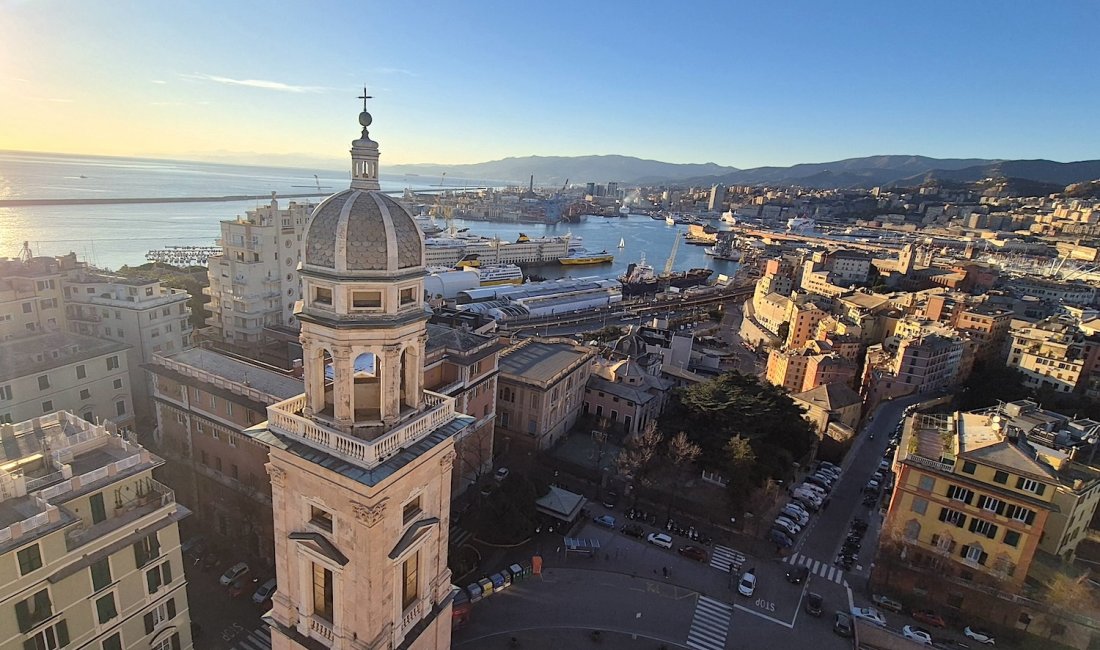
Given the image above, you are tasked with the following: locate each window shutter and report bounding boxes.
[144,612,154,635]
[167,598,176,619]
[968,519,978,533]
[1016,477,1025,489]
[1036,483,1045,496]
[996,501,1005,516]
[964,490,973,505]
[961,544,970,558]
[147,569,160,593]
[57,620,69,646]
[988,525,998,540]
[955,515,966,529]
[134,542,146,568]
[938,508,947,522]
[15,600,31,632]
[171,632,181,650]
[979,551,988,565]
[163,561,172,584]
[23,639,35,650]
[151,535,160,557]
[1025,510,1035,525]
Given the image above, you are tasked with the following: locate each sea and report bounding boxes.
[0,151,739,281]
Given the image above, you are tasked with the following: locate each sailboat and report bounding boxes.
[618,237,625,249]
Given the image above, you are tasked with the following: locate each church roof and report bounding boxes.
[302,190,423,275]
[792,382,862,411]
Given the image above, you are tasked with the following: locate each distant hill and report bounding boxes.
[388,154,1100,190]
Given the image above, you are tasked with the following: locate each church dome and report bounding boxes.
[612,331,647,358]
[303,190,424,275]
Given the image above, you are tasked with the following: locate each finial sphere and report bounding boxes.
[359,111,373,128]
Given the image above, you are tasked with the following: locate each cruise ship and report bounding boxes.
[423,232,573,267]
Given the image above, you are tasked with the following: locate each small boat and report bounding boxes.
[665,214,676,225]
[559,249,614,265]
[619,206,630,217]
[618,237,625,248]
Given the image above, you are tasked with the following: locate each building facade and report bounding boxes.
[496,338,594,451]
[0,412,192,650]
[0,251,69,342]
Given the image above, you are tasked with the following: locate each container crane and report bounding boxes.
[663,233,680,276]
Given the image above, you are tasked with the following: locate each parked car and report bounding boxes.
[678,545,708,562]
[773,517,802,536]
[781,505,809,526]
[833,612,853,637]
[785,565,810,584]
[850,606,887,627]
[811,471,837,485]
[878,459,891,472]
[737,570,757,597]
[494,467,510,481]
[800,482,828,497]
[792,494,820,512]
[963,626,995,645]
[903,625,933,645]
[864,479,881,494]
[785,500,810,516]
[601,491,617,509]
[912,609,947,628]
[805,592,823,617]
[646,532,673,549]
[252,578,277,605]
[621,523,645,539]
[794,487,824,504]
[805,476,833,492]
[228,577,251,599]
[768,529,794,548]
[871,594,903,613]
[219,562,249,586]
[593,514,616,529]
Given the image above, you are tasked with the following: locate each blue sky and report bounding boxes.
[1,0,1097,168]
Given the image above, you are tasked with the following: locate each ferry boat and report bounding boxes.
[424,231,572,267]
[558,248,614,265]
[454,257,524,286]
[145,245,222,266]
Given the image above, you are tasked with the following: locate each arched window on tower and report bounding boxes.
[353,352,380,421]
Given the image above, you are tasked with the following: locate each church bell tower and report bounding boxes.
[262,98,471,650]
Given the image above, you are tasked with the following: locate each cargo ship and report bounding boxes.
[618,254,713,295]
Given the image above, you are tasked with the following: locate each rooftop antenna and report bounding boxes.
[18,241,33,263]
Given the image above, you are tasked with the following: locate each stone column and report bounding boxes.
[382,344,401,424]
[332,347,353,431]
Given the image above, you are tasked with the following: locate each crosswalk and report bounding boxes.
[784,553,847,585]
[449,524,473,547]
[232,624,271,650]
[686,595,734,650]
[709,545,745,574]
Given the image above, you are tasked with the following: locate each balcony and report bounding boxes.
[65,478,174,551]
[67,309,101,323]
[395,598,427,646]
[268,391,456,469]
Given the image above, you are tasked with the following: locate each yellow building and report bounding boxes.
[0,411,192,650]
[878,411,1057,610]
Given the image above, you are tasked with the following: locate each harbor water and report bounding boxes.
[0,151,737,280]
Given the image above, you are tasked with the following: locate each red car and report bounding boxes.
[911,609,946,628]
[678,545,708,562]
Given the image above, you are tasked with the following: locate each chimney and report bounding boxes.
[290,359,304,379]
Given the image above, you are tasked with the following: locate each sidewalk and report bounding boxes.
[454,627,686,649]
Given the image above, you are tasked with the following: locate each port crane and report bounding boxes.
[663,232,680,276]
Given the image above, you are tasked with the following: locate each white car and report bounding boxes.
[849,606,887,627]
[793,491,823,507]
[785,500,810,516]
[494,467,510,481]
[252,577,277,604]
[646,532,673,549]
[902,625,932,645]
[773,516,802,536]
[964,626,996,645]
[219,562,249,587]
[737,571,757,597]
[799,483,827,497]
[781,505,809,526]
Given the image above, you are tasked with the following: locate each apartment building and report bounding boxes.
[791,381,862,442]
[0,412,192,650]
[584,337,672,437]
[204,195,315,345]
[879,412,1057,608]
[953,304,1014,362]
[862,334,972,410]
[0,253,68,342]
[766,346,856,394]
[496,338,594,451]
[0,332,133,430]
[424,323,503,494]
[1006,317,1100,395]
[62,270,192,423]
[146,348,302,566]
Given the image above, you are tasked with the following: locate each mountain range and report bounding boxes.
[387,155,1100,190]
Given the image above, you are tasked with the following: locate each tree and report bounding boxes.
[591,419,611,497]
[724,435,757,501]
[665,431,702,517]
[615,421,663,506]
[1044,571,1098,638]
[776,321,791,345]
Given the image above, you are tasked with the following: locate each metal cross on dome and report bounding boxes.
[358,87,373,112]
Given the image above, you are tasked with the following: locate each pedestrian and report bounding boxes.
[662,566,669,578]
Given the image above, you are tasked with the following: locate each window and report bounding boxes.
[80,388,91,400]
[961,461,976,474]
[101,633,122,650]
[917,475,935,492]
[969,518,998,539]
[0,384,11,401]
[1005,504,1036,525]
[310,505,334,532]
[1016,477,1046,495]
[946,484,974,505]
[95,592,118,624]
[23,302,33,313]
[24,620,68,650]
[115,400,126,416]
[402,551,419,609]
[210,395,217,409]
[15,589,52,632]
[215,457,222,472]
[938,507,966,528]
[314,286,333,306]
[146,560,173,594]
[403,496,422,525]
[400,287,415,305]
[352,290,382,308]
[1004,530,1021,547]
[978,495,1005,515]
[961,544,987,565]
[17,544,43,575]
[133,532,160,568]
[112,379,122,390]
[993,470,1008,484]
[82,411,93,423]
[910,497,928,515]
[42,400,53,413]
[149,633,181,650]
[143,598,177,634]
[106,356,119,371]
[312,563,334,622]
[90,557,112,591]
[226,401,233,417]
[38,375,50,390]
[76,365,87,380]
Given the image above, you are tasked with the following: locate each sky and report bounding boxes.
[1,0,1098,169]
